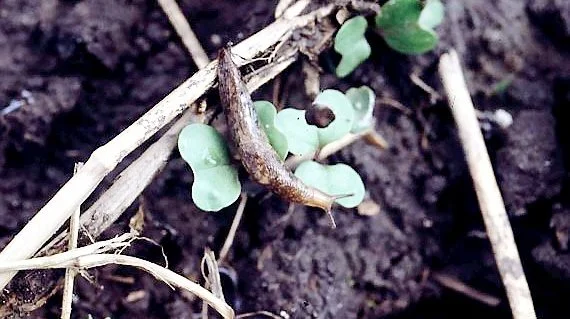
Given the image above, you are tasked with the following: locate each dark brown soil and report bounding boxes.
[1,0,569,318]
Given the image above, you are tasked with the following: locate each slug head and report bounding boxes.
[306,190,353,229]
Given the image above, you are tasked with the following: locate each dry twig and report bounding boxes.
[275,0,297,18]
[410,73,441,104]
[0,252,234,319]
[0,234,134,271]
[60,163,83,319]
[157,0,209,68]
[378,97,412,115]
[432,272,501,307]
[285,128,386,169]
[439,50,536,319]
[218,193,248,264]
[237,310,283,319]
[200,248,226,318]
[41,110,196,256]
[280,0,311,19]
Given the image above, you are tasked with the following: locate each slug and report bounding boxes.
[217,47,341,225]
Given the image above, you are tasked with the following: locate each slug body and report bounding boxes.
[217,48,335,213]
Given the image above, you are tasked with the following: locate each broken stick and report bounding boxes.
[439,50,536,319]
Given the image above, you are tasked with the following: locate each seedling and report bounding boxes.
[178,124,241,211]
[276,89,355,155]
[295,161,365,208]
[178,88,376,212]
[253,101,288,159]
[346,86,376,133]
[334,16,371,78]
[334,0,445,76]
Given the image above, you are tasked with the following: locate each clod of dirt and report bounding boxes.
[532,241,570,281]
[239,221,424,318]
[496,110,564,216]
[0,270,64,319]
[3,78,81,148]
[342,113,434,232]
[53,0,141,70]
[527,0,570,45]
[550,206,570,251]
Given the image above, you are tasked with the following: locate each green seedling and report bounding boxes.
[313,89,355,145]
[178,124,241,211]
[333,0,444,76]
[274,108,319,157]
[254,101,289,159]
[375,0,444,54]
[334,16,371,78]
[276,89,355,156]
[178,88,372,212]
[294,161,365,208]
[345,85,375,133]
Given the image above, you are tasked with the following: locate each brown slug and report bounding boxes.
[217,47,340,225]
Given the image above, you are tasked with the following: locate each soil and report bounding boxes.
[0,0,569,318]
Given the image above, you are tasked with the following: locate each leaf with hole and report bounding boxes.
[334,16,371,77]
[275,108,319,157]
[275,90,356,154]
[346,86,375,133]
[294,161,365,208]
[178,124,241,211]
[375,0,444,54]
[254,101,289,160]
[313,89,355,146]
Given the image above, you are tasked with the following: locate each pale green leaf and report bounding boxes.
[254,101,289,160]
[294,161,365,208]
[178,124,241,211]
[275,108,319,157]
[418,0,445,30]
[313,89,355,146]
[334,16,371,77]
[346,86,375,133]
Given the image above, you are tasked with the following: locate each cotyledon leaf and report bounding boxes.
[254,100,289,160]
[178,123,241,211]
[275,108,319,157]
[294,161,365,208]
[334,16,371,77]
[346,85,375,133]
[313,89,355,147]
[375,0,444,54]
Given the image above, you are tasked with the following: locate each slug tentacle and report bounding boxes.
[217,47,338,226]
